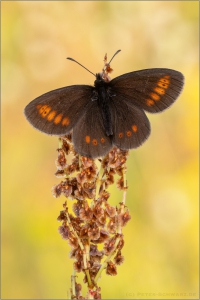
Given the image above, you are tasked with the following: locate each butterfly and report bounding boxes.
[24,50,184,158]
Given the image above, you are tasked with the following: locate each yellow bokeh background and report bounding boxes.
[2,1,199,299]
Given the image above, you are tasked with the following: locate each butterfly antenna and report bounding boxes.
[67,57,96,77]
[108,49,121,65]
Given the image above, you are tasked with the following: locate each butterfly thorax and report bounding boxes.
[94,73,113,136]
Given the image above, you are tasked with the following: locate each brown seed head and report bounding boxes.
[114,250,124,265]
[103,236,116,255]
[79,203,93,221]
[58,225,70,240]
[57,210,67,222]
[107,217,117,234]
[88,223,100,240]
[55,148,67,169]
[118,209,131,227]
[106,261,117,276]
[105,203,116,218]
[72,201,83,217]
[91,229,109,244]
[74,260,82,273]
[52,183,63,198]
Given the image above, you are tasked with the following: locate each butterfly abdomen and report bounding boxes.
[95,75,113,137]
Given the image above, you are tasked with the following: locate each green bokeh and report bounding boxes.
[2,1,199,299]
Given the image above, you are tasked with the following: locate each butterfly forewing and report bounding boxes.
[110,96,151,150]
[24,85,93,135]
[110,68,184,113]
[73,101,112,158]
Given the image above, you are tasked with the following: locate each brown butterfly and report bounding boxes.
[24,50,184,158]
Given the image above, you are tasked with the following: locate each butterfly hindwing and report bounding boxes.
[110,95,151,149]
[109,68,184,113]
[72,101,112,158]
[24,85,93,135]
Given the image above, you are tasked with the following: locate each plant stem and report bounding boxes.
[95,163,104,200]
[66,211,84,251]
[94,235,121,284]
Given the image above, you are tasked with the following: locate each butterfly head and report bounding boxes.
[94,73,106,87]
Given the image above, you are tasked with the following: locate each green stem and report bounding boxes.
[85,269,93,288]
[123,166,127,189]
[58,137,62,148]
[66,212,84,251]
[85,242,90,262]
[94,235,121,284]
[95,163,103,200]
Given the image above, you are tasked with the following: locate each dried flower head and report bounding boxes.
[57,210,67,222]
[74,260,83,273]
[68,232,79,249]
[58,225,70,240]
[105,203,116,218]
[103,236,116,255]
[61,136,72,155]
[100,190,110,202]
[82,182,96,199]
[72,201,83,217]
[79,203,93,221]
[75,282,82,298]
[105,172,114,187]
[91,229,110,244]
[116,236,125,251]
[79,224,89,239]
[107,217,117,234]
[93,202,104,219]
[114,250,124,265]
[52,183,63,198]
[106,261,117,276]
[54,169,65,178]
[118,209,131,227]
[88,223,100,241]
[55,148,67,169]
[81,156,94,168]
[96,213,106,227]
[116,176,124,190]
[90,244,104,263]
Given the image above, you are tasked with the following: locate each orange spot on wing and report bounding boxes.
[92,139,98,146]
[146,99,154,106]
[153,87,165,95]
[62,117,70,126]
[42,106,51,117]
[132,125,138,132]
[54,113,63,124]
[38,104,47,112]
[47,110,56,121]
[119,132,123,138]
[150,92,160,101]
[101,138,105,143]
[161,78,170,83]
[126,131,132,137]
[157,82,169,88]
[157,76,170,89]
[37,105,52,118]
[85,136,90,144]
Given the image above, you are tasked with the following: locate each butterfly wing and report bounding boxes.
[72,101,112,158]
[24,85,93,135]
[109,95,150,150]
[109,68,184,113]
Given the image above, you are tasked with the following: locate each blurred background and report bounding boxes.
[2,1,199,299]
